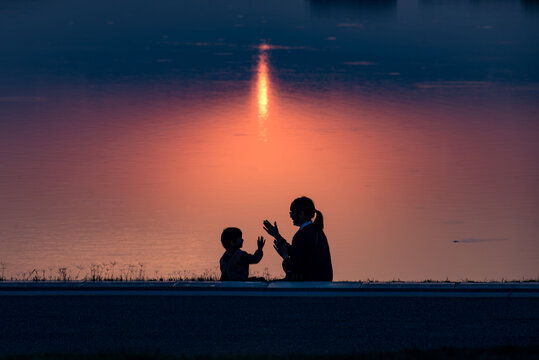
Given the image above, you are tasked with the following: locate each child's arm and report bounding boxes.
[239,236,265,264]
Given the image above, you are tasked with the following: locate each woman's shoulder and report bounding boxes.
[295,223,323,239]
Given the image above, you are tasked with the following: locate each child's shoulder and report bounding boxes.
[221,248,244,257]
[232,249,249,258]
[221,248,237,259]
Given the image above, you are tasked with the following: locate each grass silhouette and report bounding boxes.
[0,261,537,283]
[0,262,278,282]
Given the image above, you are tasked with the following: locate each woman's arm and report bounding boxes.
[263,220,287,243]
[263,220,290,258]
[282,231,312,277]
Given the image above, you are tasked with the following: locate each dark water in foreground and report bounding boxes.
[0,0,538,280]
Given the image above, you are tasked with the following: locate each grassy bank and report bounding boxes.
[1,262,537,283]
[2,346,539,360]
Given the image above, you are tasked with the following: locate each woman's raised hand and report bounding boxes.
[263,220,280,239]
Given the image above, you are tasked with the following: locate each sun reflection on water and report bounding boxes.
[256,44,270,142]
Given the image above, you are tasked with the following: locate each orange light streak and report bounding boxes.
[256,45,270,141]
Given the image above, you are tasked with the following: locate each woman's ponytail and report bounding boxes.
[313,209,324,231]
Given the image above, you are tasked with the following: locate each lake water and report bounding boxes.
[1,0,538,281]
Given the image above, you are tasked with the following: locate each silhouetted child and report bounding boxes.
[219,227,265,281]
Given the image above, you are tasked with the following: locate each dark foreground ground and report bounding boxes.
[0,285,538,357]
[1,348,539,360]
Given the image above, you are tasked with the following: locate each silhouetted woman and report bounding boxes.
[263,196,333,281]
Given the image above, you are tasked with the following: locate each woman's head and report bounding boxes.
[290,196,324,230]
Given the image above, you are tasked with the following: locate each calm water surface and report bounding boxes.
[1,0,538,280]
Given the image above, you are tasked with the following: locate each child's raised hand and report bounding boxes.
[257,236,266,250]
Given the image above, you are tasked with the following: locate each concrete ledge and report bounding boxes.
[0,281,538,297]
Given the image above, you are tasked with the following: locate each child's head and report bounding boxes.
[221,227,243,250]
